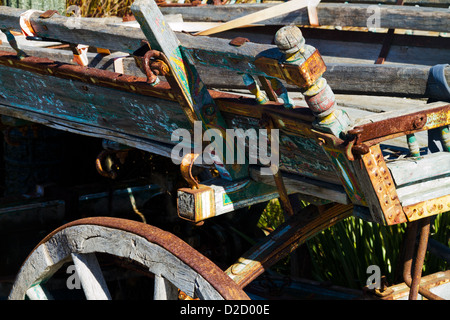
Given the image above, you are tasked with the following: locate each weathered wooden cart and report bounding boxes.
[0,0,449,300]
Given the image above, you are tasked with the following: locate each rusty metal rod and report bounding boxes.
[409,218,429,300]
[402,218,444,300]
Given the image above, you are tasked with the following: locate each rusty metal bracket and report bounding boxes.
[403,194,450,222]
[134,47,171,85]
[180,153,200,189]
[255,49,326,90]
[311,127,362,161]
[345,127,370,161]
[39,10,60,19]
[360,145,407,225]
[348,112,428,147]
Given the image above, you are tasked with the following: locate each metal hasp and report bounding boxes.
[131,0,248,181]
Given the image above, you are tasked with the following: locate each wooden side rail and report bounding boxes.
[159,3,450,33]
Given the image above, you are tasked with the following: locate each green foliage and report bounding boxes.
[257,199,285,231]
[307,216,405,289]
[307,213,449,289]
[258,199,449,289]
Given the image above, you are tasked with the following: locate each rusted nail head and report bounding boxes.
[229,37,250,47]
[39,10,60,19]
[413,115,427,129]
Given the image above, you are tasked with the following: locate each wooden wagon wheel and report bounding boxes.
[8,217,249,300]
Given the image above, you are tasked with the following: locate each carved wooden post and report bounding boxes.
[272,26,352,138]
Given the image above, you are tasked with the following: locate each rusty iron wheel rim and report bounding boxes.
[9,217,249,300]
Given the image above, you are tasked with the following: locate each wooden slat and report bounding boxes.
[194,0,310,36]
[386,152,450,187]
[1,6,448,98]
[396,176,450,206]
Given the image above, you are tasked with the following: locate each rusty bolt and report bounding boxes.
[412,115,427,129]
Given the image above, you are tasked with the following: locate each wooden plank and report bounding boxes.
[0,61,191,147]
[177,167,349,222]
[321,0,450,7]
[396,176,450,206]
[0,102,177,159]
[71,252,112,300]
[194,0,310,36]
[194,63,448,98]
[159,3,450,32]
[355,101,449,126]
[386,152,450,186]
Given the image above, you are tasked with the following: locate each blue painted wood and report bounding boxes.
[131,0,249,181]
[0,64,191,147]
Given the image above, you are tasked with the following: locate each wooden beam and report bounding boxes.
[319,0,449,7]
[249,167,349,204]
[2,40,448,99]
[177,166,349,222]
[195,63,450,98]
[160,3,450,33]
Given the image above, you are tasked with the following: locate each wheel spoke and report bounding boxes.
[25,284,52,300]
[153,274,179,300]
[71,252,112,300]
